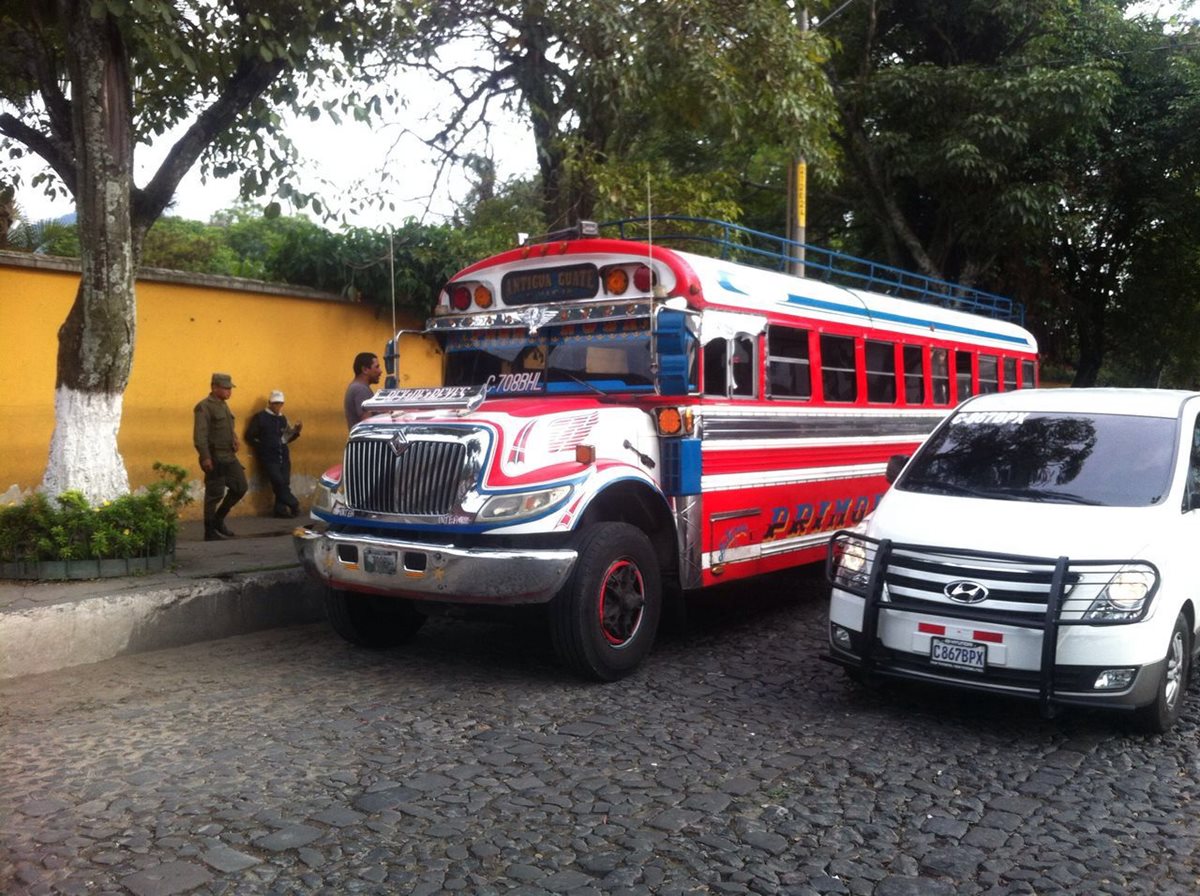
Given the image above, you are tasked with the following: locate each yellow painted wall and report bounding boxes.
[0,253,440,519]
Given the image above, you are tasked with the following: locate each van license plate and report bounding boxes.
[930,637,987,673]
[364,548,397,575]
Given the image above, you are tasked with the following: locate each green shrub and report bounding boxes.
[0,463,192,564]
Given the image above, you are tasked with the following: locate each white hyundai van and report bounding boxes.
[827,388,1200,732]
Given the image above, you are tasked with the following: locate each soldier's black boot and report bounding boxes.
[214,513,236,538]
[204,520,223,541]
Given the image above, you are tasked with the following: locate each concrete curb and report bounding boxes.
[0,570,325,680]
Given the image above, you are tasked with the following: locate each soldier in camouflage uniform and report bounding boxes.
[193,372,248,541]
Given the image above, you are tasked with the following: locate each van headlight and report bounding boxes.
[1084,569,1156,621]
[833,536,872,590]
[479,485,571,522]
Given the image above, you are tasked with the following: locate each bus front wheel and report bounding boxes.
[325,588,426,648]
[550,523,662,681]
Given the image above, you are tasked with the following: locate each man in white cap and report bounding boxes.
[245,389,303,518]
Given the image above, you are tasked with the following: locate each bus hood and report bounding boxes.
[865,489,1162,563]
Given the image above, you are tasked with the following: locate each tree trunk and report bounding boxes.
[1072,295,1105,387]
[41,2,136,501]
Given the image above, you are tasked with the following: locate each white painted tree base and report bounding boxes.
[41,387,130,502]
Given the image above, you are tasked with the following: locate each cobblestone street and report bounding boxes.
[3,569,1199,895]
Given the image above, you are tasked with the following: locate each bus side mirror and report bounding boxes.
[652,308,696,396]
[383,339,398,390]
[886,454,910,484]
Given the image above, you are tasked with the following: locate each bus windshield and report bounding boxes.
[442,321,655,394]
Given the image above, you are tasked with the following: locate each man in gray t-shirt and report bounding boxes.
[344,352,382,430]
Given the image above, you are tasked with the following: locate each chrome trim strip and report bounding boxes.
[295,528,577,606]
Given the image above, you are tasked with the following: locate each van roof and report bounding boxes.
[961,387,1200,418]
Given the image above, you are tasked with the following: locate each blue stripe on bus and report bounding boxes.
[783,293,1032,347]
[717,272,748,295]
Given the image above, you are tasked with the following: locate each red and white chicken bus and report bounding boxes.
[295,217,1038,680]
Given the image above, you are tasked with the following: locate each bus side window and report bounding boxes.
[903,345,925,403]
[931,348,950,405]
[1002,357,1017,391]
[731,334,755,397]
[866,340,897,404]
[955,350,974,401]
[820,334,857,403]
[703,338,728,396]
[1020,359,1036,389]
[767,326,812,399]
[978,355,999,394]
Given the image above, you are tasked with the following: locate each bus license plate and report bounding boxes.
[929,637,987,673]
[363,548,397,575]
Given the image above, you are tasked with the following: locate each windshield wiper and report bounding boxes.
[559,370,610,397]
[986,486,1103,505]
[900,478,998,499]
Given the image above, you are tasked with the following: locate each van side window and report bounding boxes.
[955,350,974,400]
[931,348,950,405]
[820,334,858,402]
[903,345,925,403]
[978,355,999,394]
[767,326,812,399]
[866,340,897,404]
[1187,420,1200,512]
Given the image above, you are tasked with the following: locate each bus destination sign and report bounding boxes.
[502,263,599,306]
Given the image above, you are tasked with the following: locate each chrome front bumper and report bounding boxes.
[293,528,577,605]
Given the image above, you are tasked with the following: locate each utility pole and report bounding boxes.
[787,4,808,277]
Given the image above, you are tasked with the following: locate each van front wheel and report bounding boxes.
[550,523,662,682]
[1134,611,1190,734]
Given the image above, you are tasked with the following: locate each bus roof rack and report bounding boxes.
[597,215,1025,326]
[521,220,600,245]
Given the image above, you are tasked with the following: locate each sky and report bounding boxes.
[10,64,536,231]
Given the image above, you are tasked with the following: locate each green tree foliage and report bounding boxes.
[818,0,1200,385]
[141,216,238,273]
[819,0,1117,283]
[1046,11,1200,386]
[409,0,838,228]
[0,0,422,500]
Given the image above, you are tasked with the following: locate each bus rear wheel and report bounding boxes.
[325,588,426,648]
[550,522,662,681]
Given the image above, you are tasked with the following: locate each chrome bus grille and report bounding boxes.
[343,437,467,516]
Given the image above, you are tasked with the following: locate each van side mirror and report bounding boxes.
[885,454,910,484]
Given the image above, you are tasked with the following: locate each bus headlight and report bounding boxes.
[479,486,572,522]
[1085,569,1155,621]
[312,474,342,515]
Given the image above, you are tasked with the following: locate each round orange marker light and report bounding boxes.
[474,285,493,308]
[656,407,683,435]
[605,267,630,295]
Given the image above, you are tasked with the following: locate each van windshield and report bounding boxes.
[898,411,1177,507]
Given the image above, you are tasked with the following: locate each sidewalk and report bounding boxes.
[0,516,325,680]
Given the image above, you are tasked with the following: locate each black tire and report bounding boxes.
[324,588,426,648]
[549,522,662,681]
[1133,611,1191,734]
